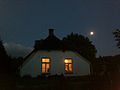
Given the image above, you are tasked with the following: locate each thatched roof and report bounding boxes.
[34,29,63,50]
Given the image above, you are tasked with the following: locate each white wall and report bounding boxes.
[20,50,90,77]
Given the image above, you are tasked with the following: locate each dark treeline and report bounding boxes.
[92,55,120,76]
[113,29,120,48]
[0,39,23,76]
[91,55,120,90]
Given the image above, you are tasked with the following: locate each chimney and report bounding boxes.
[49,29,54,36]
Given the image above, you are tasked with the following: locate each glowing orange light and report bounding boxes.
[42,58,50,62]
[64,59,72,63]
[41,58,50,73]
[42,64,46,73]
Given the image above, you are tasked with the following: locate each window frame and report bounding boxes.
[41,57,51,74]
[64,58,73,74]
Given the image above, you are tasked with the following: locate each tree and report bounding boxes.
[0,40,8,58]
[0,39,10,73]
[113,29,120,48]
[10,57,24,72]
[62,33,97,62]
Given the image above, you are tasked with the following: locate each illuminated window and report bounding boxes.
[64,58,73,74]
[41,58,50,74]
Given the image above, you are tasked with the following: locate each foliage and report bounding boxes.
[0,40,10,73]
[0,39,24,74]
[62,33,97,61]
[0,40,8,59]
[113,29,120,48]
[10,57,24,72]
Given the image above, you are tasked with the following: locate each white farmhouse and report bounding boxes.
[20,29,91,77]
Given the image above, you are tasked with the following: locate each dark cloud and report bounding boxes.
[4,42,33,58]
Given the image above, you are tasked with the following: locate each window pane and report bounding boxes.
[41,58,50,73]
[64,58,73,73]
[46,64,50,72]
[69,64,72,72]
[46,64,50,69]
[65,64,69,72]
[42,64,46,73]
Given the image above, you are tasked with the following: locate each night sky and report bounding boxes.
[0,0,120,57]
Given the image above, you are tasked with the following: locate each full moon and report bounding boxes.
[90,31,94,36]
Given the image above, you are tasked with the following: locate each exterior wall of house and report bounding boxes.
[20,51,90,77]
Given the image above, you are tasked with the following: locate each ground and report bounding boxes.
[0,74,119,90]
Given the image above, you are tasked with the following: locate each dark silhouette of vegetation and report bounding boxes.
[0,39,16,89]
[92,55,120,90]
[0,39,24,75]
[113,29,120,48]
[62,33,97,61]
[94,55,120,75]
[9,56,24,73]
[0,39,10,73]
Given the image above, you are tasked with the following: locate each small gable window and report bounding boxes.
[41,58,50,74]
[64,58,73,74]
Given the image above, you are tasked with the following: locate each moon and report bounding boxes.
[90,31,94,36]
